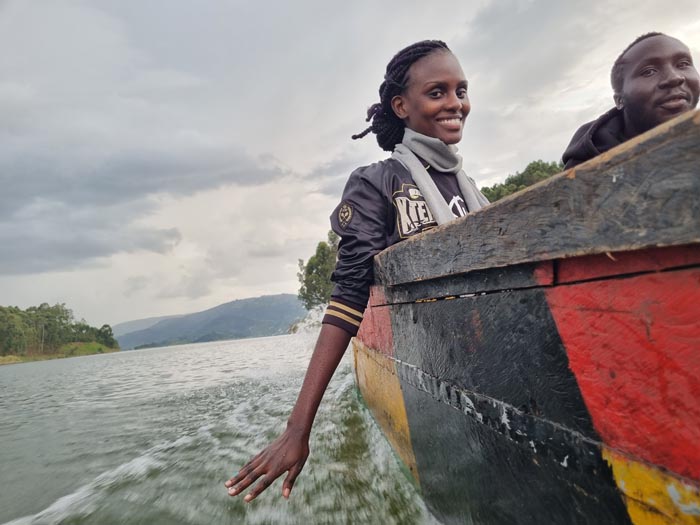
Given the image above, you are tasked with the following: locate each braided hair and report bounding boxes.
[352,40,450,151]
[611,32,665,93]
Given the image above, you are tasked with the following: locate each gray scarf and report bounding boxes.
[392,128,489,225]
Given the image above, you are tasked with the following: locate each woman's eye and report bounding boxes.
[428,90,443,98]
[457,89,468,98]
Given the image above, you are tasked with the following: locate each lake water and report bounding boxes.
[0,333,438,524]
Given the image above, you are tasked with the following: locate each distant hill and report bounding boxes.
[112,315,182,337]
[116,294,307,350]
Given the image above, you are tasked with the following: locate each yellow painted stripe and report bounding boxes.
[329,301,364,318]
[603,448,700,525]
[352,339,419,484]
[325,309,361,327]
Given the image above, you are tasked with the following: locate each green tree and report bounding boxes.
[96,324,118,348]
[0,306,33,355]
[481,160,563,202]
[297,231,339,310]
[25,303,74,353]
[0,302,119,356]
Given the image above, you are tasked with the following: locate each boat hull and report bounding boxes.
[353,111,700,525]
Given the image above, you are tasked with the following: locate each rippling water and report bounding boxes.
[0,333,437,524]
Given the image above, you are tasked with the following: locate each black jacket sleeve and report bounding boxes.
[322,164,390,335]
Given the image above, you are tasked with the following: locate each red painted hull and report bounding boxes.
[353,111,700,525]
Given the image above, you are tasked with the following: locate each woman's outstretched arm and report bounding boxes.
[225,323,352,501]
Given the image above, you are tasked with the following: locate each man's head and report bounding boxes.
[611,33,699,138]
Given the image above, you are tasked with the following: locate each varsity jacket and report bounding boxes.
[322,157,471,335]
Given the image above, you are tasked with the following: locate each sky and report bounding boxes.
[1,0,699,326]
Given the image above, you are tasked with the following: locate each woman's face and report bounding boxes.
[391,51,470,145]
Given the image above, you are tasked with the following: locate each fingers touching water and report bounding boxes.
[225,428,309,502]
[225,324,351,502]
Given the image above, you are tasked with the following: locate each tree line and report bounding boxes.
[0,302,118,356]
[480,160,563,202]
[298,160,563,309]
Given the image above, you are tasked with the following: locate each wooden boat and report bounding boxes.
[352,110,700,525]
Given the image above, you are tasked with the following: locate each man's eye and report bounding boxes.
[641,68,656,77]
[678,60,693,69]
[457,89,468,98]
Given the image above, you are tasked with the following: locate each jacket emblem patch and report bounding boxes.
[338,202,353,229]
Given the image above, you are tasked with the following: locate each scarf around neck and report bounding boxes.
[392,128,489,225]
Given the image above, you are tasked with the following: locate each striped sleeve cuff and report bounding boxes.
[322,298,365,336]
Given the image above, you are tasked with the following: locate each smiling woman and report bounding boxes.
[225,39,489,503]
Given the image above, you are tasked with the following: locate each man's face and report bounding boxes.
[616,35,700,137]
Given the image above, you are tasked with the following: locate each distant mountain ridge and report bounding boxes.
[112,315,182,337]
[116,294,307,350]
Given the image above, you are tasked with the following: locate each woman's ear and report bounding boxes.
[391,95,408,119]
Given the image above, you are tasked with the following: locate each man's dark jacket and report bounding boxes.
[562,108,626,169]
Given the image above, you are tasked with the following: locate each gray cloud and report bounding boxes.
[454,0,700,103]
[124,276,150,298]
[155,272,216,300]
[450,0,700,185]
[1,0,698,324]
[0,1,294,275]
[0,145,289,218]
[304,153,371,197]
[0,199,181,274]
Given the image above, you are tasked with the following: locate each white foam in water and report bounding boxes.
[329,362,356,401]
[3,335,435,525]
[2,435,196,525]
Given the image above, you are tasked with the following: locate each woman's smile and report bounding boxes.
[391,50,470,145]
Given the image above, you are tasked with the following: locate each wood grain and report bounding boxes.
[375,110,700,287]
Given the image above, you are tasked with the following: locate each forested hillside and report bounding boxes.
[0,303,118,358]
[117,294,306,349]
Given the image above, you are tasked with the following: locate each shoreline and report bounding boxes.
[0,343,120,366]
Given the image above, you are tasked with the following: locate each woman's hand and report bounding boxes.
[224,323,352,502]
[225,426,309,502]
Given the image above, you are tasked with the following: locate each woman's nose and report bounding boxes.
[445,92,463,109]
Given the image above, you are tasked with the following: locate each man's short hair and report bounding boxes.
[610,32,666,93]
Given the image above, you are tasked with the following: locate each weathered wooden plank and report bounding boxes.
[603,448,700,525]
[556,243,700,284]
[375,110,700,287]
[398,377,631,525]
[356,302,393,356]
[545,266,700,482]
[380,261,552,304]
[352,341,418,480]
[389,287,598,439]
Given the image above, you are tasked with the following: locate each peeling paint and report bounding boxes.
[604,448,700,525]
[500,406,511,430]
[668,485,700,516]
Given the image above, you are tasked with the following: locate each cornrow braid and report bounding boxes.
[352,40,450,151]
[611,32,665,93]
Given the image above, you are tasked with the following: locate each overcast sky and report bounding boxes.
[1,0,699,326]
